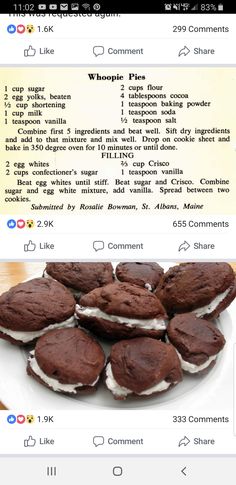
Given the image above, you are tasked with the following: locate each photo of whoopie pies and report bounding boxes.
[105,337,183,400]
[27,327,105,394]
[0,261,235,409]
[76,282,168,340]
[115,262,164,291]
[156,262,236,319]
[0,278,76,345]
[167,313,226,375]
[44,262,114,300]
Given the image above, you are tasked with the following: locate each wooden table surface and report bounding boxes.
[0,262,235,410]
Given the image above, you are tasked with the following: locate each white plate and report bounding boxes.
[0,263,234,410]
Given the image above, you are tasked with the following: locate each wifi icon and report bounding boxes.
[82,3,90,10]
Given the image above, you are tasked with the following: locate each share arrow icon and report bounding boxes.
[178,241,191,252]
[178,436,191,447]
[178,46,190,56]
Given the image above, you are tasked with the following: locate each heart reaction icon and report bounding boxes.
[17,415,26,424]
[17,24,25,34]
[17,219,25,229]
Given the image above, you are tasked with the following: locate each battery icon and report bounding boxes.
[218,3,224,10]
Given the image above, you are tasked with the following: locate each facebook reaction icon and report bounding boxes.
[7,415,16,424]
[7,219,16,229]
[7,25,16,34]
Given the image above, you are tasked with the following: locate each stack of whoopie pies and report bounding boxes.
[0,262,235,401]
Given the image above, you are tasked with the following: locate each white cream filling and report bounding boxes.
[0,316,75,343]
[28,351,99,394]
[165,335,217,374]
[44,271,82,299]
[176,350,217,374]
[144,283,153,291]
[192,287,231,317]
[76,305,166,331]
[105,362,172,397]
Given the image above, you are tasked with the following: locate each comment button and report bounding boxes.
[93,436,105,447]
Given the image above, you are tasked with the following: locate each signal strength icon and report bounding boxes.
[82,3,90,9]
[191,3,198,10]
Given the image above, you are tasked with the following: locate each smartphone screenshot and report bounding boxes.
[0,1,235,483]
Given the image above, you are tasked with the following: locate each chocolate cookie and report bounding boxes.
[76,282,168,340]
[0,278,76,345]
[27,327,105,394]
[44,262,114,300]
[115,262,164,291]
[156,262,236,319]
[167,313,225,375]
[105,338,182,400]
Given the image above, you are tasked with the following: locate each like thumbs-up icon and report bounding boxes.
[24,240,36,252]
[24,436,36,447]
[24,45,36,57]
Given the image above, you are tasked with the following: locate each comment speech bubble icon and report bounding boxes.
[93,240,105,252]
[93,45,105,57]
[93,436,105,447]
